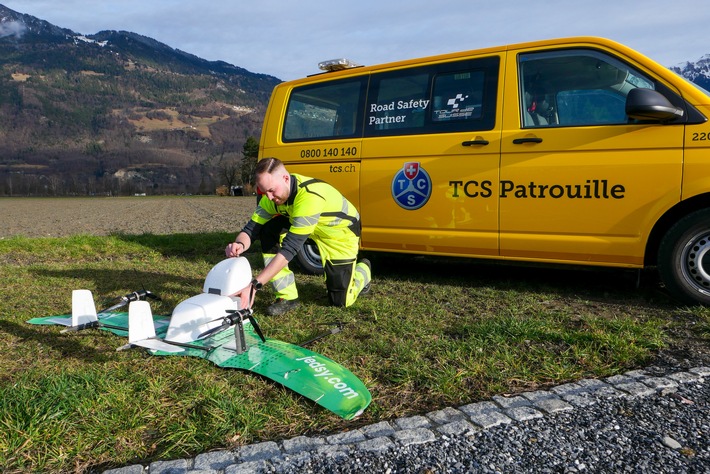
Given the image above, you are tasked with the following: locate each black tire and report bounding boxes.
[295,239,324,275]
[658,209,710,305]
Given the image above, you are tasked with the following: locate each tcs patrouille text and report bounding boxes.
[449,179,626,199]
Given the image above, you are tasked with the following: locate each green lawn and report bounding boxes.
[1,232,707,472]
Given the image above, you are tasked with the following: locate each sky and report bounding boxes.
[2,0,710,81]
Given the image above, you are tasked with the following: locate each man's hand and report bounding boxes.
[233,281,257,309]
[225,241,245,257]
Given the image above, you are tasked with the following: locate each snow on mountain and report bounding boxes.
[671,55,710,91]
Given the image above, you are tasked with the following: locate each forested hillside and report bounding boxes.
[0,4,280,196]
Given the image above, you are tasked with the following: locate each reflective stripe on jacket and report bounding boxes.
[242,173,360,261]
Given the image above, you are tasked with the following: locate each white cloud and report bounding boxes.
[0,19,26,39]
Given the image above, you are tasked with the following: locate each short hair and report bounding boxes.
[254,157,284,176]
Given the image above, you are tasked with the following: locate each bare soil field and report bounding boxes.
[0,196,256,237]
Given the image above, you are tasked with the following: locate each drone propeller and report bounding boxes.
[98,288,161,314]
[299,322,346,348]
[131,285,161,302]
[239,281,265,342]
[197,319,231,340]
[142,290,161,301]
[198,278,265,340]
[197,307,266,344]
[227,309,266,343]
[196,312,241,339]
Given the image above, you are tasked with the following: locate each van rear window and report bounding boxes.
[283,78,367,142]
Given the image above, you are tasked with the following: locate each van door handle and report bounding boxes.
[512,137,543,144]
[461,139,489,146]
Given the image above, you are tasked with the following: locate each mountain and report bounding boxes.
[2,4,709,197]
[671,55,710,92]
[0,4,281,196]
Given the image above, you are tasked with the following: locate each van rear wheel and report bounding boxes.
[295,239,324,275]
[658,209,710,305]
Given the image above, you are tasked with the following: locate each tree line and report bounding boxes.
[0,136,260,197]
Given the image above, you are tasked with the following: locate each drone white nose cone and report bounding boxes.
[166,293,240,343]
[166,257,252,343]
[71,289,98,327]
[203,257,252,296]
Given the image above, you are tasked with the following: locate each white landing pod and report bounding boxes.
[164,257,253,343]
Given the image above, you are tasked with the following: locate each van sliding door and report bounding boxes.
[359,55,503,257]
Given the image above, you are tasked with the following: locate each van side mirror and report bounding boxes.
[626,88,684,122]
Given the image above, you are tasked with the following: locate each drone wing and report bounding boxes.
[208,333,371,420]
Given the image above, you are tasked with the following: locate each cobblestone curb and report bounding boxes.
[103,366,710,474]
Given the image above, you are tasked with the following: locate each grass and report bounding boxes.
[0,232,708,472]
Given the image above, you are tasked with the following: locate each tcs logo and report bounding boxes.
[391,162,432,210]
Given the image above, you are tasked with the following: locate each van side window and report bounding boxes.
[432,71,485,122]
[368,72,429,131]
[283,78,367,142]
[519,49,655,128]
[364,56,499,137]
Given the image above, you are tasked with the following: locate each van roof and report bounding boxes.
[302,36,638,79]
[295,36,710,104]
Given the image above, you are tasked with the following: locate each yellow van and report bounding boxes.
[258,37,710,305]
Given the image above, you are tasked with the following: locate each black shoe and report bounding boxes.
[267,298,300,316]
[360,258,372,294]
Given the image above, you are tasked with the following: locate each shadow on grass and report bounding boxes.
[107,232,670,307]
[363,251,679,309]
[35,228,681,311]
[0,319,116,364]
[112,231,235,262]
[35,267,204,310]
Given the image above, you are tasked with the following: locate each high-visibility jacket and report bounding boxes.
[242,173,361,262]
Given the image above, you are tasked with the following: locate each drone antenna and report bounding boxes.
[299,322,346,348]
